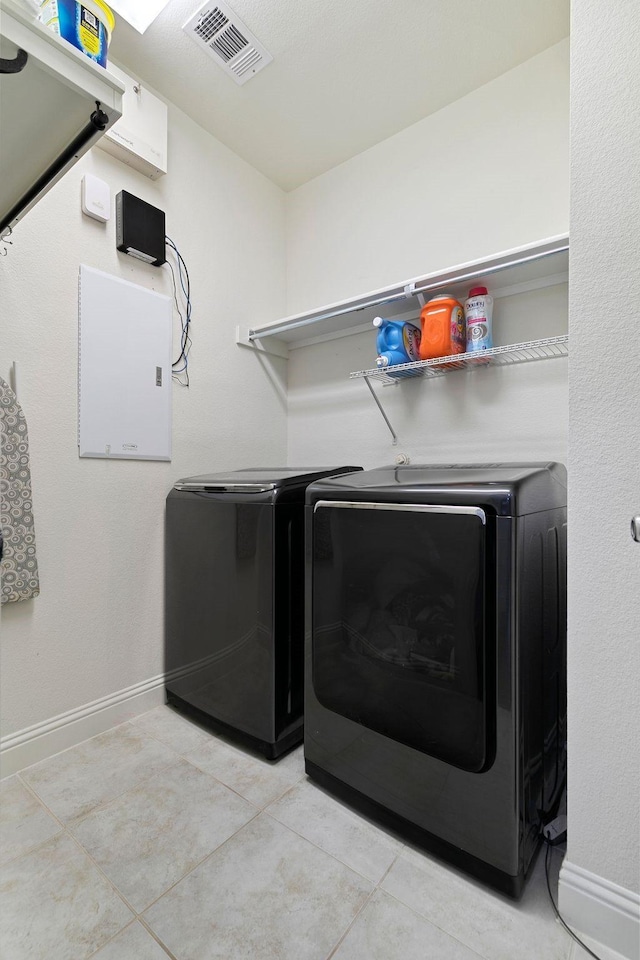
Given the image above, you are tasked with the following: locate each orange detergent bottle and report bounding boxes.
[419,294,466,361]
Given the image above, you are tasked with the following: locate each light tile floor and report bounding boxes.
[0,705,624,960]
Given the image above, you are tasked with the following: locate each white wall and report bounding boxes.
[285,41,569,469]
[0,100,288,756]
[286,41,569,316]
[559,0,640,954]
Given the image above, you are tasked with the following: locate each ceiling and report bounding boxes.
[109,0,569,192]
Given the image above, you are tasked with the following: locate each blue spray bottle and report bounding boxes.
[374,317,421,369]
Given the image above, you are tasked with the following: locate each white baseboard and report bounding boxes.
[0,651,228,779]
[559,859,640,960]
[0,674,167,779]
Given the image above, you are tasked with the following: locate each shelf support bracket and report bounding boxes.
[363,376,398,445]
[235,326,289,360]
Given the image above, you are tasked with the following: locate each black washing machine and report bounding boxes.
[305,462,566,895]
[165,467,361,759]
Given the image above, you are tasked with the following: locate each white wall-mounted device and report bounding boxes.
[96,63,167,180]
[81,174,111,222]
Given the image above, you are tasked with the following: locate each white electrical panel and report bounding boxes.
[96,63,167,180]
[78,265,172,460]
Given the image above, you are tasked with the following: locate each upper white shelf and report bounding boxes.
[0,0,124,235]
[241,235,568,352]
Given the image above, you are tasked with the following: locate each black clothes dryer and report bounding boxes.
[305,462,567,895]
[165,467,361,759]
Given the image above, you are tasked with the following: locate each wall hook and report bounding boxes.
[1,224,13,255]
[0,49,28,74]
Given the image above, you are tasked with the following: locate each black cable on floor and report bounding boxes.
[544,839,604,960]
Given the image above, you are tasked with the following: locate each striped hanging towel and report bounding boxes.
[1,377,40,603]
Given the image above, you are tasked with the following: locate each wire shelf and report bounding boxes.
[350,335,569,384]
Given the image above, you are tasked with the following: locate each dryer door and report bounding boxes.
[312,501,492,773]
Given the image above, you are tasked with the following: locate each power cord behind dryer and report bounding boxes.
[541,817,604,960]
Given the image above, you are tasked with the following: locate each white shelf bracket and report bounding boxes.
[235,326,289,360]
[363,376,398,445]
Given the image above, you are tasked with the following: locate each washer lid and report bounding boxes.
[173,479,276,492]
[173,467,360,492]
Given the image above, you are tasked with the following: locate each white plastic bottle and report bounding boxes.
[464,286,493,353]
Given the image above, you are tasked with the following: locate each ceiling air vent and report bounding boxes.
[183,2,273,86]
